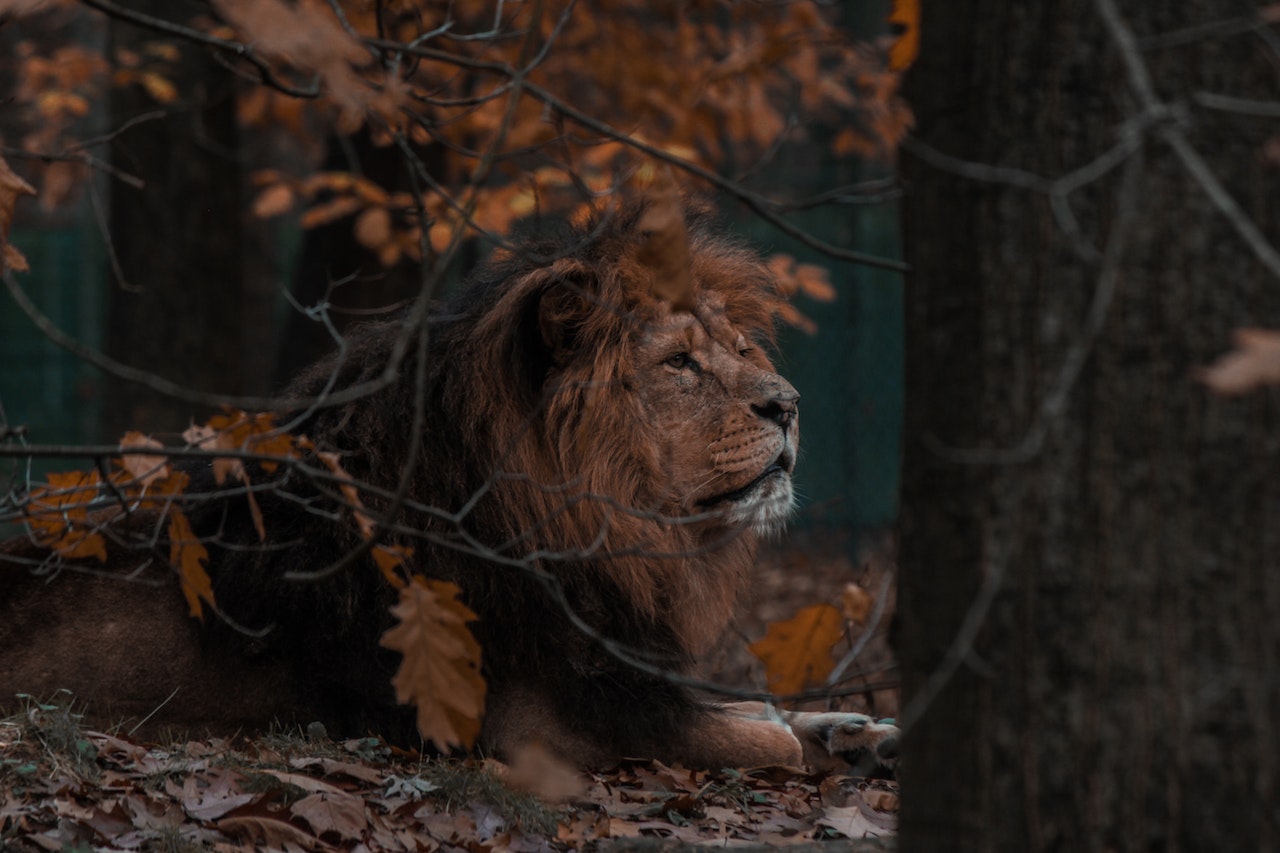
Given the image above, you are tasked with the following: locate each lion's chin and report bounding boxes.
[721,470,796,536]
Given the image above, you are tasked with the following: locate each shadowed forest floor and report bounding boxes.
[1,537,899,851]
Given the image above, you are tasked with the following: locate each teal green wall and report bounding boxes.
[747,205,903,535]
[1,227,104,479]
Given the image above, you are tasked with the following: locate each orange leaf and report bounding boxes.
[354,206,392,250]
[139,71,178,103]
[25,470,107,562]
[748,604,844,695]
[379,577,485,751]
[168,508,214,620]
[309,446,377,539]
[634,166,695,312]
[841,582,873,624]
[117,431,169,488]
[794,262,837,302]
[300,196,363,229]
[372,544,410,589]
[252,183,296,219]
[0,153,35,275]
[887,0,920,72]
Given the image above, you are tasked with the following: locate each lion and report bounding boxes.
[0,200,898,774]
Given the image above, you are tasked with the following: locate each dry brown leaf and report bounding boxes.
[380,577,486,751]
[218,813,318,849]
[841,582,873,623]
[307,444,378,539]
[816,804,891,839]
[291,791,368,841]
[1196,328,1280,396]
[168,508,214,620]
[0,153,35,275]
[252,183,296,219]
[355,206,392,250]
[138,71,178,103]
[887,0,920,71]
[117,431,169,488]
[794,262,836,302]
[25,470,107,562]
[301,195,364,229]
[748,604,844,695]
[0,0,73,14]
[634,167,695,311]
[372,544,411,588]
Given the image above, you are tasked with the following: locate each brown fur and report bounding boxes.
[1,203,896,772]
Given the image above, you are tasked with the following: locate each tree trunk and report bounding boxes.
[898,1,1280,849]
[104,8,247,436]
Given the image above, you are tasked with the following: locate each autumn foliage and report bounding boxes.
[0,1,910,757]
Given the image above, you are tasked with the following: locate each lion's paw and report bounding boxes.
[786,712,898,777]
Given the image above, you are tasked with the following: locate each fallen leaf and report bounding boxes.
[217,814,317,849]
[290,756,386,784]
[291,791,368,841]
[181,772,259,821]
[748,604,844,695]
[817,804,888,840]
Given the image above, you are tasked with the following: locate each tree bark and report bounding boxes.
[899,1,1280,849]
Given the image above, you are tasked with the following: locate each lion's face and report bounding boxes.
[631,294,799,534]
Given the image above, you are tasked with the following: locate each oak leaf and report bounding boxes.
[634,166,695,312]
[749,604,845,695]
[25,470,107,561]
[117,431,169,488]
[290,791,368,841]
[0,153,35,274]
[307,444,378,539]
[168,508,214,620]
[380,577,486,751]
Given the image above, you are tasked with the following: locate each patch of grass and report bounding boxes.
[145,826,209,853]
[5,691,99,780]
[421,760,566,836]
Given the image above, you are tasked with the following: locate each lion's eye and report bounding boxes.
[665,352,693,370]
[739,346,753,357]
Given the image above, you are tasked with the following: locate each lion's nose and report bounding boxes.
[752,377,799,427]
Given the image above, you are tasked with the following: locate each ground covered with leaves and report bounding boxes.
[1,538,898,851]
[0,700,896,852]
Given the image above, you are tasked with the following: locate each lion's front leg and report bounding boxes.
[672,707,805,769]
[715,703,899,775]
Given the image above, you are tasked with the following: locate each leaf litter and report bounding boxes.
[0,716,898,851]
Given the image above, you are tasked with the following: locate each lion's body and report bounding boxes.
[1,204,897,771]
